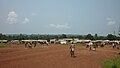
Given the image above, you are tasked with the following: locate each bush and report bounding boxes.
[103,58,120,68]
[0,43,9,47]
[75,43,86,46]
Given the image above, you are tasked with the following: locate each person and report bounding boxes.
[92,45,96,51]
[25,42,27,48]
[86,43,89,48]
[112,43,115,48]
[70,43,75,57]
[89,42,93,51]
[96,43,98,48]
[28,42,32,49]
[89,45,92,51]
[33,41,37,47]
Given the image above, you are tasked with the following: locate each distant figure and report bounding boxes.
[92,45,96,51]
[33,41,37,47]
[89,42,93,51]
[100,43,104,47]
[46,42,49,45]
[25,42,27,48]
[96,43,98,48]
[70,43,75,57]
[25,42,32,49]
[28,42,32,48]
[86,43,89,48]
[89,46,92,51]
[112,43,115,48]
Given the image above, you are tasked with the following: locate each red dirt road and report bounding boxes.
[0,44,119,68]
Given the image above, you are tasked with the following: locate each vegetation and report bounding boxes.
[75,43,86,46]
[0,33,120,40]
[103,58,120,68]
[0,43,9,47]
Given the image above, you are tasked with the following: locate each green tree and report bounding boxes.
[60,34,67,38]
[94,34,98,40]
[107,34,116,40]
[78,35,84,39]
[85,34,94,40]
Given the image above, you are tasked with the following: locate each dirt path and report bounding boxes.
[0,44,119,68]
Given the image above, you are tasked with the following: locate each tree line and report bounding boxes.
[0,33,120,41]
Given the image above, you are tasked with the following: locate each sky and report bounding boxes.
[0,0,120,36]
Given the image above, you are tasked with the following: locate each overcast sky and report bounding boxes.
[0,0,120,36]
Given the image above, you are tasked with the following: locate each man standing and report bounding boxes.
[70,43,75,57]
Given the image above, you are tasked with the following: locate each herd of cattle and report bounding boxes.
[0,39,120,45]
[0,40,48,44]
[0,39,120,49]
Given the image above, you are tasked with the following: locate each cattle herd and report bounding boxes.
[0,39,120,50]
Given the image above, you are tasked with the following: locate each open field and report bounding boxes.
[0,44,120,68]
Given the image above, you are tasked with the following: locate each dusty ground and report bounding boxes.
[0,44,120,68]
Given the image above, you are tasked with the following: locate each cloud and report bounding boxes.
[31,13,38,16]
[107,21,116,25]
[49,24,70,29]
[107,17,112,21]
[107,17,116,25]
[22,17,30,24]
[7,11,18,24]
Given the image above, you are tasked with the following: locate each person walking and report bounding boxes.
[70,42,75,57]
[112,43,115,49]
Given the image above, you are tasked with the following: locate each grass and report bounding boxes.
[75,43,86,46]
[0,43,9,47]
[103,58,120,68]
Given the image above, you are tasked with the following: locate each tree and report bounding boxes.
[94,34,98,40]
[60,34,67,38]
[78,35,84,39]
[85,34,94,40]
[97,36,106,40]
[107,34,116,40]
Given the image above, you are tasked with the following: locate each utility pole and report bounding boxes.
[114,31,115,36]
[118,24,120,36]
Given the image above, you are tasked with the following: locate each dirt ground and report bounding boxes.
[0,44,120,68]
